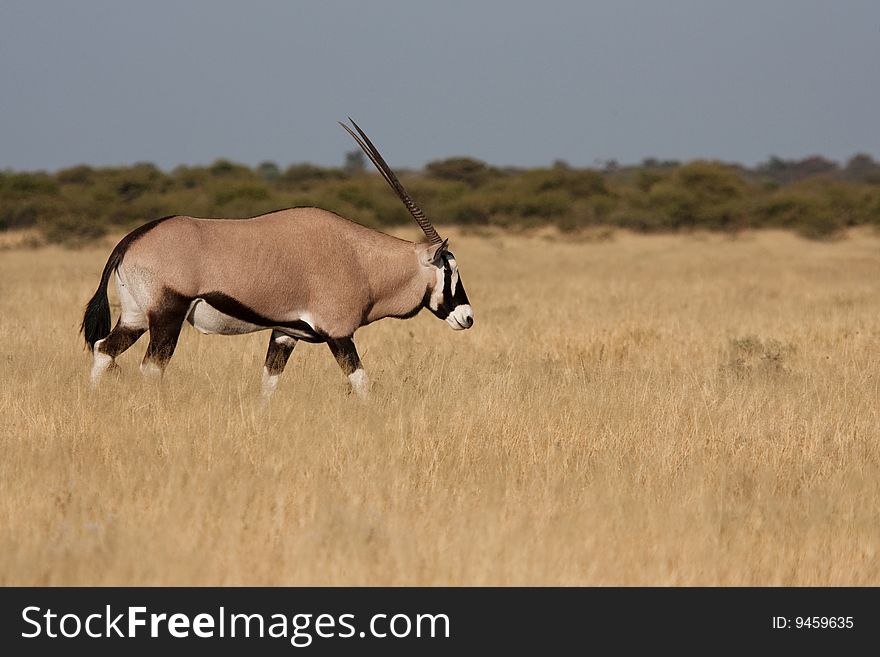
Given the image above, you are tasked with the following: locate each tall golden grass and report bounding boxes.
[1,228,879,585]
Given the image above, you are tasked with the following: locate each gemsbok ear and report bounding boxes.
[422,238,449,266]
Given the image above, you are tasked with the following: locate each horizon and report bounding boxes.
[3,151,874,176]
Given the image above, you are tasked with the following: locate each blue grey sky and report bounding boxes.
[1,1,878,171]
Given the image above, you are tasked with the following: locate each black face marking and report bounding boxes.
[424,253,470,320]
[197,291,327,343]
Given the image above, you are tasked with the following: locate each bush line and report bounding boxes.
[2,154,879,244]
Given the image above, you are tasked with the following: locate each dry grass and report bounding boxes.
[1,228,879,585]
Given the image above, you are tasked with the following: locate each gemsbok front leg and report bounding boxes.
[262,330,297,399]
[327,337,369,399]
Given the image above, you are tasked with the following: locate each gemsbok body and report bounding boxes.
[82,120,473,398]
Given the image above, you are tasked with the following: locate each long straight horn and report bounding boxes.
[339,118,443,245]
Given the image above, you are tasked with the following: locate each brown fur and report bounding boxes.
[120,208,437,339]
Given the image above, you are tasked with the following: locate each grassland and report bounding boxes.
[1,227,879,585]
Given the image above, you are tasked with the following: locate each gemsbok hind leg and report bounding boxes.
[262,330,297,399]
[327,337,369,399]
[91,323,147,385]
[141,296,190,378]
[90,273,148,386]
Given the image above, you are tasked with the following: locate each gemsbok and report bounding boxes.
[81,119,473,398]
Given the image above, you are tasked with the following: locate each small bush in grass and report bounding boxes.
[723,335,796,377]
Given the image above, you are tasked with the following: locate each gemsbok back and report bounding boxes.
[81,119,473,398]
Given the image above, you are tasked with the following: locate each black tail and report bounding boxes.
[81,247,124,351]
[80,215,177,351]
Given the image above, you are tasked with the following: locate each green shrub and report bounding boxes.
[677,161,746,198]
[519,191,571,217]
[444,197,491,225]
[337,183,381,211]
[523,168,608,198]
[56,165,95,186]
[112,163,164,202]
[753,186,846,239]
[0,172,59,199]
[281,164,346,188]
[214,183,271,206]
[635,168,668,192]
[209,159,253,178]
[256,161,281,183]
[426,158,496,187]
[0,202,41,230]
[39,211,107,244]
[172,165,211,190]
[0,153,877,244]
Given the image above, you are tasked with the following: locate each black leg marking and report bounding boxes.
[198,291,326,343]
[328,338,369,398]
[327,338,362,376]
[98,320,146,359]
[264,330,296,376]
[142,291,191,373]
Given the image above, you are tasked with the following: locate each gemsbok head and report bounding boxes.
[81,119,473,398]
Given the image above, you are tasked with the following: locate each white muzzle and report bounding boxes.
[446,304,474,330]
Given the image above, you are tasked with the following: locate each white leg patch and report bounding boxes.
[90,339,113,386]
[273,334,297,347]
[348,368,369,399]
[262,366,281,399]
[115,271,148,329]
[140,361,163,379]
